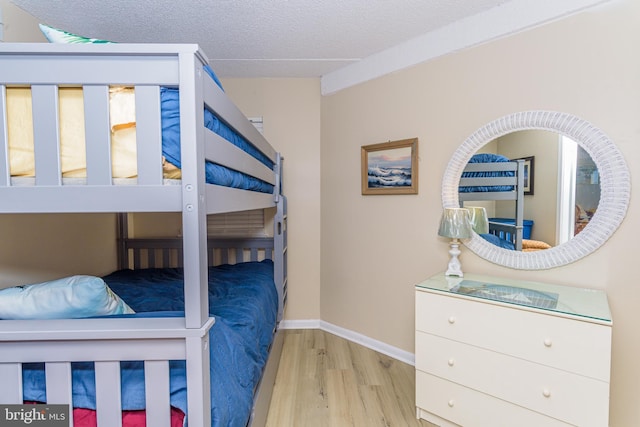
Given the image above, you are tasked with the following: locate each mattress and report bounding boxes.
[5,85,273,193]
[21,260,278,427]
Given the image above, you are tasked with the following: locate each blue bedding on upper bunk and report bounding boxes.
[160,83,275,194]
[21,260,277,427]
[459,153,515,193]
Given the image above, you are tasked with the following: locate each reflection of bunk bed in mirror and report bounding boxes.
[459,154,525,251]
[0,43,287,427]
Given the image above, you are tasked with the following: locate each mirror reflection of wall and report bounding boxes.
[575,145,600,234]
[465,130,599,249]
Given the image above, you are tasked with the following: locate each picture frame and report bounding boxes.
[514,156,535,195]
[361,138,418,195]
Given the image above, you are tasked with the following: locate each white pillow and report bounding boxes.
[0,275,134,320]
[39,23,113,44]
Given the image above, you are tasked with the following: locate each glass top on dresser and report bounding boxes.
[416,273,611,323]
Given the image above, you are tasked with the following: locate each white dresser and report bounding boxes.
[415,273,612,427]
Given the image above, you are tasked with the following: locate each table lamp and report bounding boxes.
[438,208,472,277]
[467,206,489,235]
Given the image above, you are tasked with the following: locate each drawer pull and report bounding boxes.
[543,338,553,347]
[448,316,456,324]
[447,358,455,367]
[448,399,455,407]
[542,388,551,398]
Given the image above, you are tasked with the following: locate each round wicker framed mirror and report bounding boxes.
[441,111,630,270]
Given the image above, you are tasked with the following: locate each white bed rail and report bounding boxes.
[0,317,214,427]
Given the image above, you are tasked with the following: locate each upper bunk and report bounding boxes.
[458,154,524,203]
[458,153,525,250]
[0,43,282,215]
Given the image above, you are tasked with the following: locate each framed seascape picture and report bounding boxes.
[514,156,535,195]
[361,138,418,195]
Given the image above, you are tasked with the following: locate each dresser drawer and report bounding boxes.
[415,290,611,381]
[416,370,573,427]
[416,331,610,427]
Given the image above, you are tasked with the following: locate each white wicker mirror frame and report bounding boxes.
[442,111,630,270]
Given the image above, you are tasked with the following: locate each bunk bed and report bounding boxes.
[458,154,525,251]
[0,43,287,427]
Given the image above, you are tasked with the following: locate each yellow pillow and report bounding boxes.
[522,239,552,251]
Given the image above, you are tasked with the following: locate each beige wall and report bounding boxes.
[222,78,322,320]
[0,213,117,287]
[0,0,45,42]
[321,1,639,425]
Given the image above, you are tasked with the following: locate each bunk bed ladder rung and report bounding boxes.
[0,363,23,403]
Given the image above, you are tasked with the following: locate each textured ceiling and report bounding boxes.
[7,0,609,80]
[9,0,513,77]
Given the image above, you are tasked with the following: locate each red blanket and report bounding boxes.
[25,403,184,427]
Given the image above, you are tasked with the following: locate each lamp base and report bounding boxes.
[445,239,464,277]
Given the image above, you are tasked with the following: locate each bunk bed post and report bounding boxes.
[178,51,209,328]
[514,159,525,251]
[116,213,128,270]
[0,84,9,187]
[178,50,211,427]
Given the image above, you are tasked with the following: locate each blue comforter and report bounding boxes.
[160,87,274,194]
[459,153,515,193]
[160,66,274,194]
[22,260,277,427]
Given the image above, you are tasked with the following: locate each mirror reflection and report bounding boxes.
[458,130,600,252]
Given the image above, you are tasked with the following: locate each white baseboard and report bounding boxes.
[279,319,415,366]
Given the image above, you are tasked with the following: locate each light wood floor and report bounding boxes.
[265,329,436,427]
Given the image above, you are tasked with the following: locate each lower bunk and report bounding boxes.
[0,237,285,427]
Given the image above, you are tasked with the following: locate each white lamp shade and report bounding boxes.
[438,208,472,239]
[467,206,489,235]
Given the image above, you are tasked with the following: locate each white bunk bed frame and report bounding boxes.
[459,159,525,251]
[0,43,287,427]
